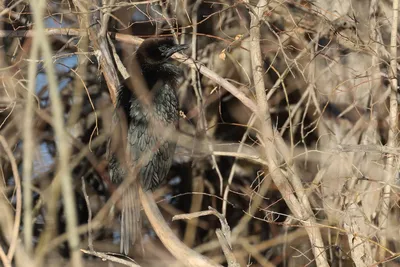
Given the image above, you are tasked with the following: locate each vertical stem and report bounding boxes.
[379,0,399,261]
[184,0,205,246]
[30,1,82,266]
[100,0,116,37]
[246,0,329,266]
[22,20,40,254]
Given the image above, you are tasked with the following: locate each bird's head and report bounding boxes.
[136,37,188,66]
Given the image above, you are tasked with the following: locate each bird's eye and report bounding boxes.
[159,46,167,52]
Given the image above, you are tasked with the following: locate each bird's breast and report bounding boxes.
[153,83,179,123]
[126,82,179,190]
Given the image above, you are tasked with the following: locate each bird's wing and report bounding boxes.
[107,85,133,164]
[140,139,176,190]
[107,108,129,184]
[127,84,178,190]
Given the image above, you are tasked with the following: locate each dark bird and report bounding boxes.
[108,37,187,254]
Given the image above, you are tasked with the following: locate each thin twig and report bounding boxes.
[81,249,141,267]
[81,178,94,252]
[100,0,116,37]
[0,136,22,264]
[222,114,256,217]
[67,8,89,129]
[239,239,274,267]
[216,230,240,267]
[173,207,238,266]
[186,11,207,243]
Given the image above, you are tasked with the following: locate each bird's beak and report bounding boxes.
[164,44,189,58]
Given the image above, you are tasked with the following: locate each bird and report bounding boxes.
[108,37,187,254]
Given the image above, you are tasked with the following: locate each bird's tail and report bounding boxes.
[121,181,142,255]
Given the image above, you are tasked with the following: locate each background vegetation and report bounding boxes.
[0,0,399,266]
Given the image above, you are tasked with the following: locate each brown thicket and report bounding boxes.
[0,0,399,266]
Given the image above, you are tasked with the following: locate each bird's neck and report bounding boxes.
[140,62,181,89]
